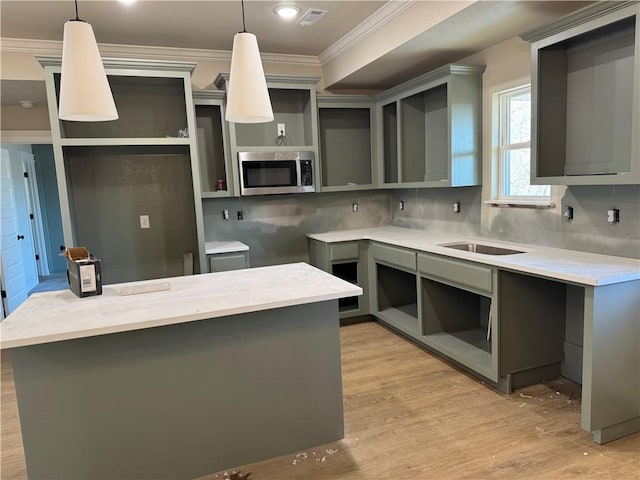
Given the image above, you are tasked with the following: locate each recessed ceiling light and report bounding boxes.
[119,0,137,5]
[274,5,300,20]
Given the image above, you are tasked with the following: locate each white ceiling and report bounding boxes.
[0,0,594,106]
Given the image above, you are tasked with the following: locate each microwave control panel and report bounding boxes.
[300,160,314,186]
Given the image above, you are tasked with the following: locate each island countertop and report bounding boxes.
[0,262,362,349]
[307,226,640,287]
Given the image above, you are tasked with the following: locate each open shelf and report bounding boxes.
[318,107,372,188]
[234,88,314,147]
[400,84,448,183]
[532,12,638,183]
[195,104,227,194]
[56,75,188,140]
[332,261,360,313]
[376,263,418,334]
[421,275,495,380]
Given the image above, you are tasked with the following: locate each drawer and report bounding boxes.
[418,253,493,293]
[371,243,416,271]
[209,252,248,273]
[329,242,359,261]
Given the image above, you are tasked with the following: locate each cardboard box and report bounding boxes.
[62,247,103,298]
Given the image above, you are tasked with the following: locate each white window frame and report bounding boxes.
[492,84,551,206]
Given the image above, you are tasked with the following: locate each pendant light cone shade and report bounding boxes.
[225,32,274,123]
[59,20,118,121]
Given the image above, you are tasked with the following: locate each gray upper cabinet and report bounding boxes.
[375,64,485,189]
[523,1,640,185]
[40,58,207,277]
[214,74,320,195]
[317,94,376,191]
[193,91,233,198]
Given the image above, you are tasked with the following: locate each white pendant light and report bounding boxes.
[59,0,118,122]
[225,0,273,124]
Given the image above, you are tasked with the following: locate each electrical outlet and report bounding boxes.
[139,215,150,229]
[453,202,461,213]
[607,208,620,224]
[352,202,358,213]
[277,123,286,136]
[237,210,244,221]
[564,206,574,221]
[398,200,405,211]
[222,209,230,221]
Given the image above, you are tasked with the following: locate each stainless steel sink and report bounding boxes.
[441,243,525,255]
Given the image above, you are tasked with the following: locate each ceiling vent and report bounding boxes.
[295,9,327,27]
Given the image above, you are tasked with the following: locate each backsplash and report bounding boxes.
[203,190,390,267]
[485,186,640,259]
[204,184,638,269]
[389,187,482,236]
[387,185,639,260]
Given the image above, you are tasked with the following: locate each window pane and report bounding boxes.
[508,90,531,144]
[504,148,550,197]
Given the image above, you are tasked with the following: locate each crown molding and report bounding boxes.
[318,0,416,66]
[0,38,320,67]
[0,130,52,144]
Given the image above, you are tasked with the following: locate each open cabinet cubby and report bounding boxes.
[332,261,360,313]
[56,75,188,139]
[376,263,418,335]
[421,277,494,379]
[526,2,639,185]
[233,88,314,147]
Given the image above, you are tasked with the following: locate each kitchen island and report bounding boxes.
[0,263,361,480]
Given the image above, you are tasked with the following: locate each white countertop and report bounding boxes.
[308,226,640,287]
[0,263,361,350]
[205,241,249,254]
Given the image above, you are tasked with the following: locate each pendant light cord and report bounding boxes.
[71,0,85,22]
[240,0,247,32]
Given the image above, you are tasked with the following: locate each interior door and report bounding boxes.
[21,152,49,276]
[0,147,28,314]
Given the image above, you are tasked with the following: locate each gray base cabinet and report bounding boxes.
[369,242,419,335]
[207,251,249,273]
[309,233,640,444]
[308,239,369,318]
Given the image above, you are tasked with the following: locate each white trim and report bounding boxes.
[318,1,416,65]
[484,200,556,209]
[0,131,52,144]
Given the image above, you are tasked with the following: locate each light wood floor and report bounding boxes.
[2,322,639,479]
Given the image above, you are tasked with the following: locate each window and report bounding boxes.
[495,85,550,202]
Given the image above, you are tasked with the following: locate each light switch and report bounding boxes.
[140,215,150,229]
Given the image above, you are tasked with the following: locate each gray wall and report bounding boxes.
[203,190,391,267]
[67,147,199,284]
[32,144,66,274]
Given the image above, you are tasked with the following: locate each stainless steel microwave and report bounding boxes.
[238,151,315,196]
